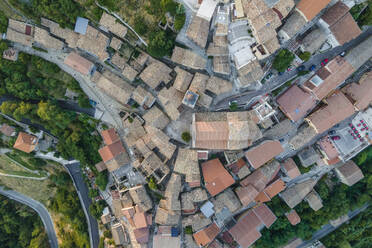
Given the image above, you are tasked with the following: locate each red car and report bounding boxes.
[321,59,329,66]
[331,136,340,140]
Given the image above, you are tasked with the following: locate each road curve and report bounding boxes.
[0,187,58,248]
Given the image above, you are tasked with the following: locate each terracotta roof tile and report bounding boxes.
[252,204,277,228]
[245,140,284,169]
[228,210,262,248]
[202,159,235,196]
[193,223,220,247]
[296,0,332,21]
[282,158,301,179]
[98,141,125,162]
[306,91,355,133]
[13,132,38,153]
[330,13,361,45]
[101,128,120,145]
[277,85,316,122]
[64,52,94,75]
[342,71,372,110]
[286,210,301,225]
[263,179,286,199]
[254,191,271,203]
[321,1,349,26]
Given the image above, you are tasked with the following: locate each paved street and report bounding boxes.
[297,204,369,248]
[0,187,59,248]
[65,163,100,248]
[212,27,372,111]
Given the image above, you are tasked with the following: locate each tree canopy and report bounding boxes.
[0,195,49,248]
[272,49,295,72]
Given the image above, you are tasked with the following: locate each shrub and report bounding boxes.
[184,226,193,234]
[148,177,158,190]
[174,14,186,31]
[273,49,295,72]
[229,102,238,111]
[299,51,311,61]
[181,131,191,142]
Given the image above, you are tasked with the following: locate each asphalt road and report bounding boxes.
[297,204,369,248]
[65,163,99,248]
[212,27,372,111]
[0,187,59,248]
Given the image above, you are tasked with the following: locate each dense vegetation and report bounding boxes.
[98,0,185,57]
[255,146,372,248]
[321,205,372,248]
[351,0,372,26]
[9,0,84,29]
[0,44,103,175]
[49,171,89,247]
[0,195,49,248]
[273,49,295,72]
[0,10,8,33]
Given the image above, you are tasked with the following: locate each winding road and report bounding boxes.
[0,187,59,248]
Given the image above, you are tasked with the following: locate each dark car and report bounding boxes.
[297,65,306,72]
[279,71,285,76]
[309,64,316,71]
[328,130,336,135]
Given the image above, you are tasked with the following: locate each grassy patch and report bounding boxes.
[0,175,56,205]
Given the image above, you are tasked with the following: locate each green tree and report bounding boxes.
[148,177,158,190]
[273,49,295,72]
[174,14,186,31]
[181,131,191,142]
[299,51,311,61]
[0,10,7,33]
[134,16,148,35]
[147,31,174,58]
[96,170,109,190]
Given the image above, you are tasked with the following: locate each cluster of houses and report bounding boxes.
[2,0,372,247]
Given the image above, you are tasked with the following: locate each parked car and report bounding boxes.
[340,51,346,57]
[309,64,316,71]
[331,136,341,140]
[287,65,295,71]
[89,99,97,107]
[279,71,285,76]
[297,65,306,72]
[328,130,336,135]
[321,58,329,66]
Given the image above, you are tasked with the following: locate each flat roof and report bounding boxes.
[74,17,89,35]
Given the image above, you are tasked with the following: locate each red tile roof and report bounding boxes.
[296,0,332,21]
[13,132,38,153]
[318,136,340,161]
[303,56,355,100]
[282,158,301,179]
[286,210,301,225]
[202,159,235,196]
[240,169,267,191]
[193,223,220,247]
[330,13,361,45]
[277,85,317,122]
[252,204,277,228]
[306,91,355,134]
[98,141,125,162]
[255,191,271,203]
[342,71,372,111]
[64,52,94,75]
[321,1,349,26]
[263,179,286,199]
[235,184,259,206]
[245,140,284,169]
[101,128,120,145]
[133,227,149,244]
[229,210,262,248]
